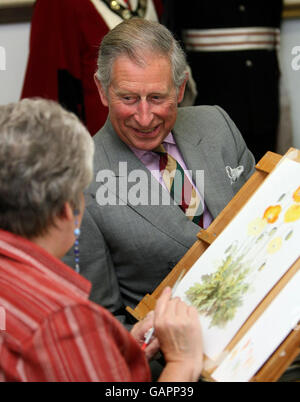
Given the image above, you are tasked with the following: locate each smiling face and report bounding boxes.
[95,53,186,151]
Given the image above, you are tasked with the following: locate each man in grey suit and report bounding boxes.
[63,18,255,326]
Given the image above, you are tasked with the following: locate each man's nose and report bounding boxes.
[134,99,154,127]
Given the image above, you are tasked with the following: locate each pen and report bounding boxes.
[141,269,186,351]
[141,327,155,351]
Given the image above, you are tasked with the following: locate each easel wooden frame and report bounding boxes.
[127,148,300,382]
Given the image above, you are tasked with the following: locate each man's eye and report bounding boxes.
[122,96,136,103]
[151,95,164,103]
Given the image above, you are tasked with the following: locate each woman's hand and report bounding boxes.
[154,287,203,382]
[130,311,159,360]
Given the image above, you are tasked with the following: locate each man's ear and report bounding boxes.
[94,73,109,107]
[177,72,189,104]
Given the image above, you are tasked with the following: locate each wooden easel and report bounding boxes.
[126,148,300,382]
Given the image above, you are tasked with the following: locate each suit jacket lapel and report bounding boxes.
[94,120,199,248]
[173,117,234,220]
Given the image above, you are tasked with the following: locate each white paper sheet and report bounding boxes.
[211,271,300,382]
[174,159,300,360]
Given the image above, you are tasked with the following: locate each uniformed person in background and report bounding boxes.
[21,0,163,136]
[162,0,283,162]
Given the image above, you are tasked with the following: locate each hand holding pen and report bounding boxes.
[132,268,203,381]
[141,269,186,351]
[153,285,203,381]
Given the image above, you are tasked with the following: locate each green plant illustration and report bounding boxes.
[186,184,300,329]
[186,252,250,328]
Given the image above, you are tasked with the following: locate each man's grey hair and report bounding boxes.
[96,18,188,93]
[0,99,94,238]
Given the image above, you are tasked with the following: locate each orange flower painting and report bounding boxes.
[263,205,282,223]
[293,186,300,203]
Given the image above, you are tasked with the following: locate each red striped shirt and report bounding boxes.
[0,229,150,382]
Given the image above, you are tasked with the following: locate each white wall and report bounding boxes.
[0,18,300,149]
[0,22,30,104]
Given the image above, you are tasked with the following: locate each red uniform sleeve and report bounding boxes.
[21,0,109,135]
[152,0,163,19]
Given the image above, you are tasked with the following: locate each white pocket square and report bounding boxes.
[225,165,244,184]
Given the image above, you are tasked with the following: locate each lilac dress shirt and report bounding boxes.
[129,132,213,228]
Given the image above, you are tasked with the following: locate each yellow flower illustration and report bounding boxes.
[293,186,300,203]
[267,237,283,254]
[263,205,282,223]
[284,204,300,223]
[247,217,267,236]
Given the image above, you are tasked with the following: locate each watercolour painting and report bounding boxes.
[211,270,300,382]
[173,158,300,361]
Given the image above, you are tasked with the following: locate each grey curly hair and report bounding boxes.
[0,99,94,238]
[96,18,188,94]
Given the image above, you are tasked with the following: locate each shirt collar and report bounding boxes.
[0,229,91,299]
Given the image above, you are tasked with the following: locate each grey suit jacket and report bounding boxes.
[63,106,255,324]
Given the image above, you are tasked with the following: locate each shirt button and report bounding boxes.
[246,59,253,67]
[239,4,246,12]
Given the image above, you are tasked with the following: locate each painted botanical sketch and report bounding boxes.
[173,158,300,360]
[186,183,300,328]
[212,271,300,382]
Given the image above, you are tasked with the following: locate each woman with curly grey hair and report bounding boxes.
[0,98,203,382]
[0,98,94,241]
